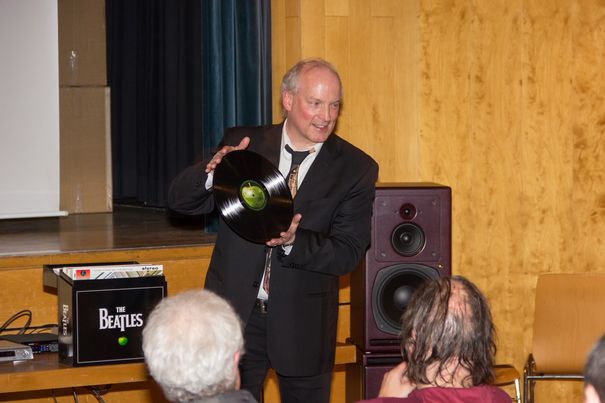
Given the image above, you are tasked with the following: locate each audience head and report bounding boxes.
[584,334,605,403]
[400,275,496,388]
[143,289,244,402]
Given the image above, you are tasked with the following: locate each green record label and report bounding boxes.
[239,180,268,211]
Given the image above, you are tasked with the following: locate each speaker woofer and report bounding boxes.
[371,264,439,335]
[391,222,425,257]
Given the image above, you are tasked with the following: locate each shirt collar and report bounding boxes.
[281,119,323,154]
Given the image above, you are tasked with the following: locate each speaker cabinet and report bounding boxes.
[350,183,451,354]
[346,351,404,401]
[362,353,402,399]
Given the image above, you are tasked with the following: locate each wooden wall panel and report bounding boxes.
[326,0,349,17]
[572,0,605,271]
[519,2,581,398]
[343,0,373,157]
[270,0,301,121]
[465,0,527,369]
[324,15,349,142]
[272,0,605,401]
[396,1,421,181]
[0,267,57,327]
[300,0,326,56]
[368,17,396,160]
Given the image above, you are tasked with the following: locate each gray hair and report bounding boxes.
[279,58,342,118]
[585,334,605,402]
[142,290,243,402]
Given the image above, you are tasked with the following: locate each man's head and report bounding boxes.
[280,58,342,149]
[584,334,605,403]
[142,290,243,402]
[400,275,496,388]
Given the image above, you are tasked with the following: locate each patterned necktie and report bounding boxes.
[262,145,312,295]
[284,144,311,198]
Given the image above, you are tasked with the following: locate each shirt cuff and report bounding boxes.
[205,171,214,190]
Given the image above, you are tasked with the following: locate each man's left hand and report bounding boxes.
[266,214,302,247]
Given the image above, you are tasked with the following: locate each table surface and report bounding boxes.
[0,342,358,394]
[0,353,149,394]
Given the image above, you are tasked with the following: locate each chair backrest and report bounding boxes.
[532,273,605,373]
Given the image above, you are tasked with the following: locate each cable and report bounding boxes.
[51,387,85,402]
[1,324,58,332]
[27,324,59,334]
[87,385,110,403]
[0,310,32,334]
[2,325,58,335]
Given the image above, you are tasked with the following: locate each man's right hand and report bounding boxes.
[205,136,250,173]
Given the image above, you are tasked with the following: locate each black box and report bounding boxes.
[58,273,166,366]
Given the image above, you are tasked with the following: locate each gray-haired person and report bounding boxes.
[143,289,256,403]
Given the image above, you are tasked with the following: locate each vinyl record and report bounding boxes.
[213,150,293,243]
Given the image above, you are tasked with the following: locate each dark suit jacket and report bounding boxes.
[168,123,378,376]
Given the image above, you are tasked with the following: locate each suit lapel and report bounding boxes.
[294,134,343,206]
[255,124,283,168]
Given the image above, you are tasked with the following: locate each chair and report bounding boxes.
[523,273,605,403]
[494,364,521,403]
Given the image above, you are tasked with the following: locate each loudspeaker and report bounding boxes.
[360,354,403,400]
[350,183,451,354]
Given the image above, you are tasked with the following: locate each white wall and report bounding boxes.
[0,0,65,219]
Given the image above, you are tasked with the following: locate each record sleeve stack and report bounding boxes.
[57,263,164,280]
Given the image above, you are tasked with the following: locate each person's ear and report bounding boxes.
[282,91,293,112]
[585,384,602,403]
[233,351,242,390]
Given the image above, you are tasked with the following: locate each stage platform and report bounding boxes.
[0,205,215,258]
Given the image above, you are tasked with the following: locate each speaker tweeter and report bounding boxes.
[399,203,417,220]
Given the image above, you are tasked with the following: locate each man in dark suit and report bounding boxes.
[168,58,378,403]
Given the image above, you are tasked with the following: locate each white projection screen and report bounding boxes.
[0,0,65,219]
